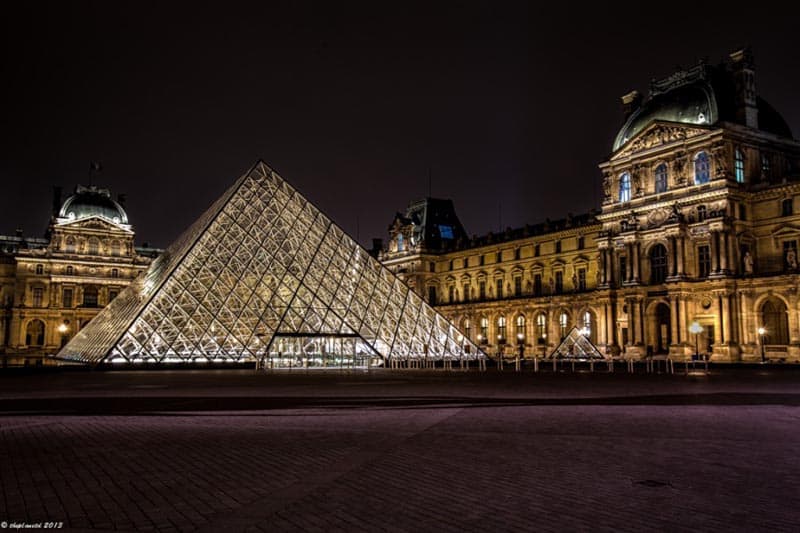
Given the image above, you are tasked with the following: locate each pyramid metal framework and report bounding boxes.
[549,327,605,360]
[57,161,484,366]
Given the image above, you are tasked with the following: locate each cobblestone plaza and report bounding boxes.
[1,369,799,531]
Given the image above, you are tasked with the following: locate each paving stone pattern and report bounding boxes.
[1,370,799,532]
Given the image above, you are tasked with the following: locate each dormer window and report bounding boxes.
[735,149,745,183]
[619,172,631,202]
[655,163,668,193]
[694,151,710,184]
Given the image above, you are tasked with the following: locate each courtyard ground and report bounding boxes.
[1,367,799,532]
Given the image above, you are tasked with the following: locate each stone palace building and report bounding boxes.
[381,49,800,363]
[0,185,159,366]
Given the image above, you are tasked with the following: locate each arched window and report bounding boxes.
[25,319,45,346]
[515,315,525,341]
[761,298,789,345]
[649,244,668,284]
[619,172,631,202]
[88,238,100,255]
[694,151,710,184]
[497,316,507,341]
[83,286,98,307]
[734,149,745,183]
[655,163,668,193]
[582,311,592,332]
[536,313,547,343]
[479,317,489,343]
[65,237,76,253]
[559,311,569,340]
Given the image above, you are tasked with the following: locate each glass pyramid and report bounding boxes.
[549,327,605,360]
[56,161,484,366]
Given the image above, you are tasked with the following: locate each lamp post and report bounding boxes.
[757,327,767,363]
[57,321,70,349]
[516,332,524,372]
[689,321,703,362]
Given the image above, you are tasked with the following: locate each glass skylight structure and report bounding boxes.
[57,161,483,367]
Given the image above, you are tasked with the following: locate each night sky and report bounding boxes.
[2,2,799,249]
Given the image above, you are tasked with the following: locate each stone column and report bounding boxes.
[722,292,732,344]
[714,293,724,344]
[667,237,676,277]
[599,248,607,285]
[710,231,719,273]
[632,243,641,283]
[740,291,753,345]
[676,237,685,276]
[670,295,679,345]
[632,298,644,344]
[679,296,688,345]
[719,232,728,273]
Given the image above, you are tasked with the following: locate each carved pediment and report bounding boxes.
[612,121,709,160]
[57,216,132,234]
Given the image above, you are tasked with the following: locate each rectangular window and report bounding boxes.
[32,287,43,307]
[698,245,711,278]
[495,278,503,299]
[782,198,793,217]
[555,271,563,294]
[578,268,586,291]
[109,290,119,302]
[534,244,540,257]
[533,274,542,296]
[462,283,470,302]
[449,260,453,271]
[448,286,455,303]
[577,237,584,250]
[427,286,437,305]
[555,241,562,254]
[479,255,485,266]
[514,248,521,260]
[514,277,522,297]
[479,281,486,300]
[620,256,627,284]
[63,288,73,308]
[496,251,502,263]
[429,262,435,273]
[739,204,747,221]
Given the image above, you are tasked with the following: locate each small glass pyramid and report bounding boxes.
[56,161,484,367]
[549,327,605,360]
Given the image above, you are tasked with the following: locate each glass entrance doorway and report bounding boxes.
[263,333,383,369]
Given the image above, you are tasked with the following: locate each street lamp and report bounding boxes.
[516,332,524,369]
[757,327,767,363]
[57,323,69,334]
[689,321,703,361]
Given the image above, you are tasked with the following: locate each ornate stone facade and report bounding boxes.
[0,186,159,366]
[381,49,800,363]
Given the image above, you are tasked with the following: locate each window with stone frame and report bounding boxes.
[734,149,745,183]
[694,151,710,184]
[495,278,503,299]
[63,288,73,308]
[448,285,455,303]
[462,282,470,302]
[514,276,522,297]
[479,281,486,300]
[32,287,44,307]
[781,198,793,217]
[555,271,563,294]
[577,268,586,291]
[536,313,546,343]
[533,273,542,296]
[619,172,631,202]
[655,163,668,193]
[698,245,711,278]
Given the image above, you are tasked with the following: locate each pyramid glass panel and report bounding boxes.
[56,161,484,366]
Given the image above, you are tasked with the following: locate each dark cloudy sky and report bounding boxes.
[2,2,799,248]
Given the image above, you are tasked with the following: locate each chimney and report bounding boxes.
[730,47,758,129]
[52,186,62,216]
[621,90,642,120]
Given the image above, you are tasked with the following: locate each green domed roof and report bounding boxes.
[59,185,128,225]
[613,81,716,151]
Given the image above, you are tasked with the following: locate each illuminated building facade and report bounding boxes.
[382,49,800,363]
[58,162,483,367]
[0,186,158,366]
